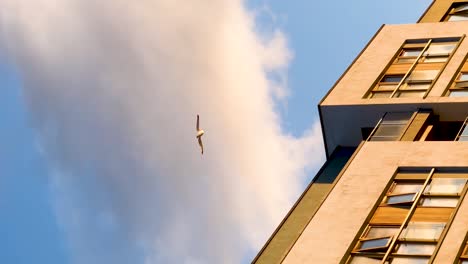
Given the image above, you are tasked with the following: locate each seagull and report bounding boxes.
[196,114,205,154]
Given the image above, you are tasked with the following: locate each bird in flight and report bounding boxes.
[196,114,205,154]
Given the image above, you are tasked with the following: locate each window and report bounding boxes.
[391,182,424,194]
[424,178,467,195]
[397,48,423,63]
[420,197,458,207]
[349,256,386,264]
[386,193,417,205]
[394,70,439,98]
[448,71,468,97]
[368,38,461,99]
[368,112,413,141]
[395,243,436,255]
[373,75,405,98]
[400,222,445,241]
[367,226,400,239]
[344,169,468,264]
[444,3,468,21]
[456,118,468,141]
[388,257,429,264]
[357,237,393,252]
[423,43,457,62]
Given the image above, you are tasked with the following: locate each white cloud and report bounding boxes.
[0,0,324,263]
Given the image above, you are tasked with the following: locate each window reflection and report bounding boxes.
[420,197,458,207]
[400,222,445,241]
[395,243,435,255]
[389,257,429,264]
[424,178,467,194]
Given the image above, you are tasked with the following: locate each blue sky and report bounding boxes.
[0,1,431,263]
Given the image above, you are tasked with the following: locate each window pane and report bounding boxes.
[425,178,466,194]
[382,75,404,83]
[371,92,392,98]
[376,84,398,91]
[448,14,468,21]
[461,125,468,136]
[350,256,384,264]
[366,226,399,239]
[370,113,412,140]
[423,56,448,63]
[460,73,468,81]
[395,243,435,255]
[401,49,422,57]
[386,193,417,205]
[459,135,468,141]
[449,90,468,97]
[359,237,391,251]
[389,257,429,264]
[424,44,456,56]
[455,80,468,88]
[394,91,425,98]
[392,183,423,194]
[407,70,439,81]
[382,112,413,124]
[398,58,416,63]
[454,4,468,13]
[400,222,445,240]
[373,124,406,138]
[404,83,431,90]
[420,197,458,207]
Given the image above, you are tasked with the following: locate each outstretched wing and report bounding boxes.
[198,137,204,154]
[196,114,200,131]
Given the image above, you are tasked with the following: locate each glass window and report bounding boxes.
[401,49,422,57]
[382,75,404,83]
[461,125,468,136]
[420,197,458,207]
[407,70,439,81]
[371,91,393,98]
[358,237,392,251]
[395,243,435,255]
[424,178,466,194]
[350,256,385,264]
[369,37,460,99]
[400,222,445,241]
[388,257,429,264]
[448,14,468,21]
[459,123,468,141]
[449,71,468,97]
[386,193,417,205]
[455,81,468,88]
[450,90,468,97]
[397,49,424,63]
[447,3,468,21]
[404,83,431,90]
[391,182,423,194]
[370,113,413,141]
[424,56,450,63]
[424,44,456,56]
[373,125,407,139]
[454,4,468,13]
[366,226,399,239]
[394,91,426,98]
[375,84,398,91]
[380,113,413,124]
[460,73,468,81]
